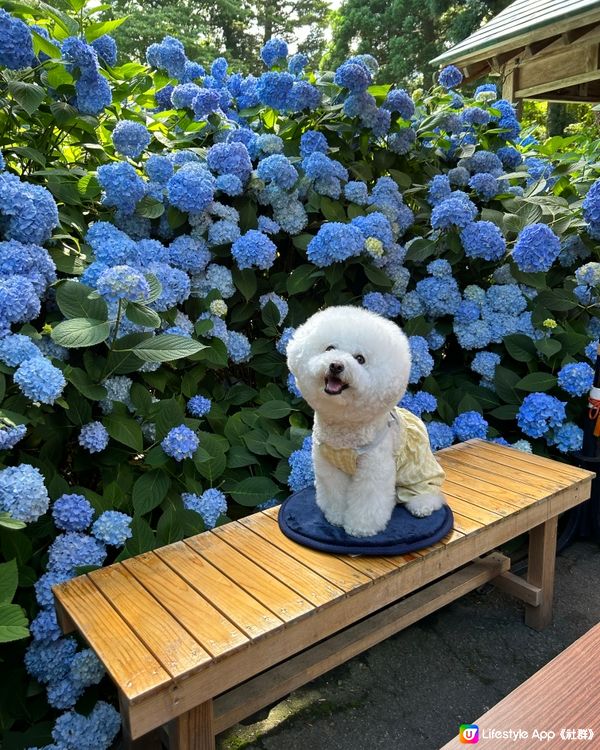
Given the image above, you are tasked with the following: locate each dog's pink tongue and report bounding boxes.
[325,376,344,394]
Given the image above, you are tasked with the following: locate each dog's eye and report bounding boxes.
[354,354,365,365]
[325,345,336,351]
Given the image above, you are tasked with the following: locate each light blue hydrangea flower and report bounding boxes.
[460,221,506,262]
[548,422,583,454]
[0,333,42,367]
[92,511,133,547]
[161,425,199,461]
[288,438,314,491]
[96,265,150,303]
[408,336,434,383]
[48,532,107,575]
[307,223,364,267]
[259,292,288,322]
[232,230,277,270]
[112,121,151,158]
[70,648,105,688]
[52,494,94,532]
[517,393,566,438]
[78,421,109,453]
[182,488,227,528]
[471,351,500,380]
[452,411,488,441]
[399,391,437,417]
[167,164,215,213]
[0,463,49,523]
[512,224,561,273]
[557,362,594,396]
[187,395,212,417]
[14,357,66,405]
[427,421,454,450]
[0,9,34,69]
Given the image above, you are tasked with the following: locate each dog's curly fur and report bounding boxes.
[287,306,445,537]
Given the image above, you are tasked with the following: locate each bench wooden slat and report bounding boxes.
[155,541,285,640]
[121,552,250,659]
[442,465,540,508]
[212,521,346,607]
[439,620,600,749]
[444,494,505,525]
[89,564,211,678]
[440,452,572,495]
[239,512,373,590]
[53,574,171,701]
[458,439,588,480]
[449,446,580,486]
[184,533,315,622]
[443,478,528,513]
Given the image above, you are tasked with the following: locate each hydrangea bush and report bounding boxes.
[1,1,600,745]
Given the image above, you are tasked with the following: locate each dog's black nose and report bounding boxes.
[329,362,344,375]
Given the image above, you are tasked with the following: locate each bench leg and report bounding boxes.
[525,516,558,631]
[168,701,215,750]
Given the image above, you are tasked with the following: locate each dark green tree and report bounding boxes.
[327,0,511,87]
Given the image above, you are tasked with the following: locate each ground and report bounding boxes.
[217,540,600,749]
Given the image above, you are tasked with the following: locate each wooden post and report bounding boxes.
[525,515,558,630]
[168,701,215,750]
[119,693,163,750]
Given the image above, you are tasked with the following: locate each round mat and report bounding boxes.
[278,486,454,556]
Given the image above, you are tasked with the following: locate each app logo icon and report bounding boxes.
[459,724,479,744]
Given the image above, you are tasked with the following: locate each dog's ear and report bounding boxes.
[286,322,311,376]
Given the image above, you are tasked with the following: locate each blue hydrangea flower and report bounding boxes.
[191,88,220,118]
[408,336,434,383]
[261,37,288,67]
[78,422,109,453]
[461,107,491,126]
[96,265,150,303]
[334,61,371,92]
[288,440,314,491]
[145,155,173,185]
[97,162,146,215]
[257,154,298,189]
[277,326,296,355]
[0,9,34,69]
[34,570,72,610]
[161,425,199,461]
[0,463,49,523]
[427,421,454,450]
[187,395,211,417]
[517,393,566,438]
[288,52,308,76]
[438,65,463,89]
[257,134,284,155]
[24,636,77,685]
[257,215,280,235]
[362,292,401,318]
[512,224,561,272]
[30,607,62,643]
[48,532,107,574]
[448,167,470,187]
[497,146,522,169]
[52,494,94,533]
[287,80,321,112]
[427,175,452,207]
[471,351,500,380]
[416,275,461,317]
[469,172,498,201]
[14,357,66,405]
[452,411,488,441]
[344,181,368,206]
[169,235,210,274]
[231,230,277,270]
[227,330,252,363]
[91,34,117,66]
[256,71,294,109]
[0,173,59,245]
[112,121,151,159]
[307,223,364,267]
[583,179,600,235]
[557,362,594,396]
[383,88,414,119]
[52,700,121,750]
[287,372,302,398]
[167,164,215,213]
[0,276,39,326]
[0,333,41,367]
[207,142,252,184]
[431,193,478,230]
[300,130,328,157]
[182,489,227,528]
[0,422,26,451]
[70,648,105,688]
[399,391,437,417]
[548,422,583,454]
[92,511,133,547]
[460,221,506,261]
[194,264,235,299]
[146,36,186,77]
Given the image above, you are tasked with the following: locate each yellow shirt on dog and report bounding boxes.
[316,407,445,503]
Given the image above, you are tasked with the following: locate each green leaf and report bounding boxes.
[257,400,292,419]
[0,513,26,531]
[364,264,393,289]
[516,372,557,392]
[457,394,483,414]
[65,366,107,401]
[145,274,162,304]
[132,471,171,515]
[227,445,259,468]
[0,559,18,604]
[56,280,108,320]
[153,398,186,440]
[51,318,110,348]
[287,264,321,295]
[125,303,161,329]
[503,334,537,363]
[103,415,143,452]
[136,195,165,219]
[194,448,226,482]
[320,197,346,222]
[535,290,578,311]
[7,81,45,116]
[232,268,257,300]
[132,335,206,362]
[118,515,156,559]
[11,146,46,167]
[84,18,126,42]
[229,476,280,507]
[0,603,28,643]
[535,338,562,359]
[494,366,521,404]
[31,29,61,58]
[490,404,519,420]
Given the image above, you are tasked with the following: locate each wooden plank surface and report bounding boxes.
[121,552,249,659]
[439,620,600,749]
[89,564,211,678]
[155,541,285,640]
[53,575,171,701]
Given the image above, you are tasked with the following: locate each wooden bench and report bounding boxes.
[52,440,594,750]
[439,620,600,749]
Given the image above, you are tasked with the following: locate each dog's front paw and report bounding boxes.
[404,493,444,518]
[343,522,385,538]
[323,510,345,527]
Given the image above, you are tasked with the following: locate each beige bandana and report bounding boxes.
[318,444,360,475]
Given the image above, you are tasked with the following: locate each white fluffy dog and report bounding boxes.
[287,306,446,538]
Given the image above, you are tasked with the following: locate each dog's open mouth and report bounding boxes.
[324,375,349,395]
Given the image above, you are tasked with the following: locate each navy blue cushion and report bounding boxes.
[278,486,454,556]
